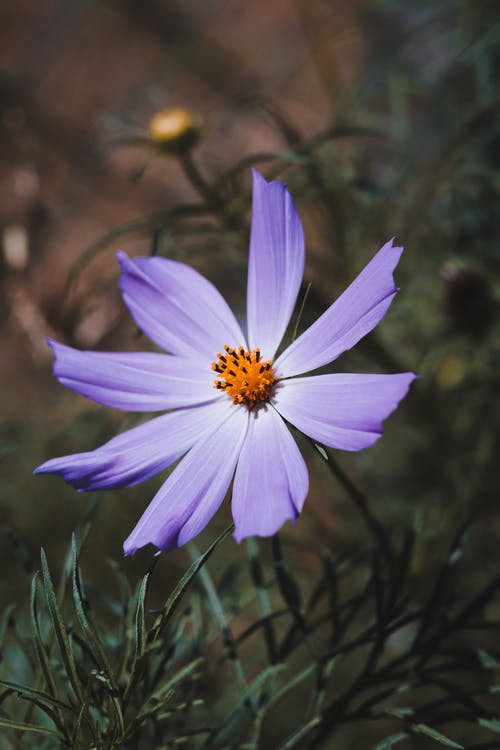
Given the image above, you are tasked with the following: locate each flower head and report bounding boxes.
[148,107,201,153]
[35,171,416,554]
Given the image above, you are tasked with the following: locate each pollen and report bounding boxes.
[212,345,277,407]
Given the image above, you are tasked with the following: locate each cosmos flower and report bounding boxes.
[35,170,416,555]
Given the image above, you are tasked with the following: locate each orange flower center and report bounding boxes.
[212,345,277,407]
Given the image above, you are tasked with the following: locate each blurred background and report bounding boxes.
[1,1,499,746]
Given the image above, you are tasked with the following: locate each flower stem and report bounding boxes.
[314,442,395,572]
[179,151,217,206]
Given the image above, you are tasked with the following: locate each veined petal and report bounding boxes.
[246,170,305,359]
[232,405,308,542]
[48,339,216,411]
[34,400,230,490]
[273,372,416,451]
[123,403,248,554]
[118,252,245,363]
[275,239,403,378]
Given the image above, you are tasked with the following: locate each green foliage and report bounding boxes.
[1,518,231,749]
[3,495,500,748]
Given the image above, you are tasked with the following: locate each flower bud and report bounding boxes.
[148,107,201,154]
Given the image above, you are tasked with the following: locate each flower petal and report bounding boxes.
[34,400,229,490]
[246,170,305,359]
[275,239,403,377]
[231,405,308,542]
[273,372,416,451]
[118,252,245,362]
[123,403,248,554]
[48,339,217,411]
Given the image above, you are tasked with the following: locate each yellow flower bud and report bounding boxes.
[148,107,200,153]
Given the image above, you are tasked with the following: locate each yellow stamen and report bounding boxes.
[212,345,276,408]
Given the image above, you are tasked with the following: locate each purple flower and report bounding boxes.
[35,171,416,554]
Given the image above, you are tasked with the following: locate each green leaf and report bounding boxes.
[111,558,136,684]
[0,716,64,741]
[40,548,83,703]
[277,717,321,749]
[140,656,203,713]
[246,537,276,663]
[412,723,464,748]
[122,657,203,741]
[259,657,339,726]
[189,541,252,708]
[291,282,312,343]
[58,494,102,601]
[69,685,91,750]
[385,707,414,719]
[0,680,70,711]
[309,657,339,718]
[71,538,121,699]
[122,572,150,700]
[150,523,234,640]
[133,573,149,662]
[313,442,328,461]
[478,648,500,669]
[233,663,286,719]
[373,732,408,750]
[30,573,59,701]
[478,717,500,733]
[215,663,287,747]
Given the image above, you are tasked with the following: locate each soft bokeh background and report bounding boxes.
[1,1,499,747]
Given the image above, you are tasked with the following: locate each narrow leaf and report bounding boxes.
[123,572,150,700]
[40,548,83,702]
[278,717,321,749]
[0,716,64,740]
[189,543,253,711]
[373,732,409,750]
[69,685,91,750]
[58,494,102,601]
[386,708,414,719]
[247,537,276,664]
[478,649,500,669]
[478,717,500,733]
[412,723,464,748]
[150,523,234,641]
[71,538,120,694]
[30,572,59,701]
[122,658,203,740]
[313,442,328,461]
[0,680,70,711]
